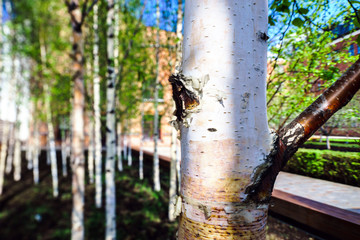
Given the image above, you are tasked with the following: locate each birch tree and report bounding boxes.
[171,1,360,239]
[66,0,97,239]
[40,34,59,197]
[105,0,117,238]
[152,0,161,192]
[92,1,103,208]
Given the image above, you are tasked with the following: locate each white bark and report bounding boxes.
[45,84,59,197]
[169,0,183,220]
[326,135,331,150]
[93,2,103,208]
[13,124,21,181]
[0,122,10,194]
[168,127,177,221]
[105,0,117,238]
[88,118,95,184]
[5,124,14,174]
[139,103,144,179]
[153,0,161,192]
[116,122,123,171]
[127,131,132,166]
[123,133,128,162]
[33,121,40,184]
[178,1,272,238]
[41,30,59,197]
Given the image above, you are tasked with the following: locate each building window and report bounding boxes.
[349,44,355,56]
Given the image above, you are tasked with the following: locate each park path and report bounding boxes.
[139,145,360,214]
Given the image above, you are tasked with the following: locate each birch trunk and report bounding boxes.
[93,2,103,208]
[175,1,272,238]
[153,0,161,192]
[326,135,331,150]
[5,124,14,174]
[139,103,144,179]
[105,0,117,238]
[33,120,40,184]
[67,1,86,239]
[42,31,59,197]
[61,128,68,177]
[114,0,122,174]
[0,122,10,194]
[46,93,59,197]
[117,122,123,171]
[169,0,183,221]
[88,117,95,184]
[13,121,21,181]
[127,130,132,166]
[123,133,127,162]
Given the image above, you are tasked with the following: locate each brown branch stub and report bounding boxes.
[169,73,200,127]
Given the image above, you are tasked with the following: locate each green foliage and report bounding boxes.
[283,149,360,187]
[267,0,359,130]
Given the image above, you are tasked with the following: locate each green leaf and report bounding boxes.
[356,35,360,46]
[292,17,305,27]
[268,16,275,26]
[354,17,360,28]
[297,7,309,15]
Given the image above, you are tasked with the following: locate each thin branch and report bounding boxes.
[347,0,360,25]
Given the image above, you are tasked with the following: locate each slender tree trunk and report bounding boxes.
[105,0,117,238]
[127,127,132,166]
[117,122,123,171]
[0,121,10,194]
[13,117,21,182]
[61,128,68,177]
[169,0,183,221]
[5,124,14,174]
[41,28,60,197]
[93,2,103,208]
[45,86,59,197]
[33,120,40,185]
[67,1,86,239]
[123,133,128,162]
[13,59,21,181]
[168,127,178,221]
[88,117,95,184]
[153,0,161,192]
[326,135,331,150]
[139,103,144,179]
[114,0,122,175]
